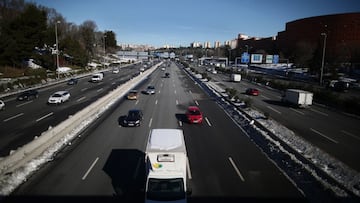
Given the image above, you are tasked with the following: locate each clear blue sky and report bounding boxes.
[29,0,360,48]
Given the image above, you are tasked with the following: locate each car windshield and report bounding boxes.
[146,178,185,201]
[188,109,201,115]
[52,94,62,97]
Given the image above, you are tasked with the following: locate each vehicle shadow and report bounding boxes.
[117,115,127,126]
[175,113,188,123]
[263,99,289,107]
[103,149,146,203]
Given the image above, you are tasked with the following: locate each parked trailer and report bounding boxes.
[281,89,313,108]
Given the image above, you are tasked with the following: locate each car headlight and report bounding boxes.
[135,120,140,124]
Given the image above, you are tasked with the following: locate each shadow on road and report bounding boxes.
[103,149,146,203]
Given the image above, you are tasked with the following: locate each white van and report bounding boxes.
[91,73,104,82]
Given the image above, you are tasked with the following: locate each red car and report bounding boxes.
[246,88,259,96]
[186,106,203,124]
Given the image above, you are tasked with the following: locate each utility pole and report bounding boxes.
[320,33,327,85]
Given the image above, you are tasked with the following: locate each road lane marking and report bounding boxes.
[205,117,212,126]
[310,128,338,144]
[149,118,153,128]
[4,113,24,122]
[36,112,54,122]
[267,106,281,114]
[189,90,192,94]
[96,88,103,92]
[174,90,177,94]
[228,157,245,182]
[82,157,99,180]
[260,95,270,100]
[135,100,139,105]
[179,121,182,127]
[76,96,86,102]
[16,100,33,107]
[81,88,88,91]
[176,100,179,105]
[341,130,360,141]
[186,157,192,180]
[309,108,329,116]
[111,82,116,85]
[155,100,158,105]
[290,108,305,115]
[195,100,199,106]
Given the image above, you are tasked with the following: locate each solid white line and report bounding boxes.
[4,113,24,122]
[81,88,88,91]
[76,96,86,102]
[205,117,212,126]
[267,106,281,114]
[96,88,103,92]
[36,112,54,122]
[16,100,33,107]
[309,108,329,116]
[310,128,338,144]
[149,118,153,128]
[82,157,99,180]
[186,157,192,180]
[195,100,199,106]
[341,130,360,141]
[290,108,305,115]
[228,157,245,182]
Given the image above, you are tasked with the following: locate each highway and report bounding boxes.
[9,62,306,202]
[201,66,360,172]
[0,63,142,157]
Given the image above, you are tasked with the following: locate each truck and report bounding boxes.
[145,129,191,203]
[91,73,103,82]
[230,74,241,82]
[281,89,313,108]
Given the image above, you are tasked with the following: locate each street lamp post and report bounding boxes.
[103,34,106,68]
[55,21,60,79]
[320,33,327,85]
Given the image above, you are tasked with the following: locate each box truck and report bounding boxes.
[145,129,191,203]
[231,74,241,82]
[281,89,313,108]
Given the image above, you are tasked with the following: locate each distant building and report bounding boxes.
[190,42,202,48]
[214,41,221,48]
[203,41,211,49]
[277,12,360,64]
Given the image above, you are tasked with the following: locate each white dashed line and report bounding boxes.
[96,88,103,92]
[36,112,54,122]
[81,88,88,91]
[179,121,183,127]
[176,100,179,105]
[195,100,199,106]
[205,117,212,126]
[310,128,338,144]
[155,100,158,105]
[82,157,99,180]
[290,108,305,115]
[228,157,245,182]
[16,100,33,107]
[341,130,360,141]
[149,118,153,128]
[4,113,24,122]
[135,100,139,105]
[260,95,270,100]
[174,90,177,94]
[76,96,86,102]
[267,106,281,114]
[309,108,329,116]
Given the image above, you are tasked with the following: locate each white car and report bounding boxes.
[0,100,5,110]
[47,91,70,105]
[112,68,119,74]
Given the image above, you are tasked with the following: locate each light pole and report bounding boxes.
[55,21,60,79]
[320,33,327,85]
[103,34,106,68]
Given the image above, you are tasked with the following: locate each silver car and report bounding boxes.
[47,91,70,104]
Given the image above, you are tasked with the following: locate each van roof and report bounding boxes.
[146,129,186,153]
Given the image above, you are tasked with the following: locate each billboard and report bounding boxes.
[251,54,263,63]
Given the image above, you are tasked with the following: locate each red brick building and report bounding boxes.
[277,12,360,65]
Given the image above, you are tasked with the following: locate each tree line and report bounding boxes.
[0,0,118,71]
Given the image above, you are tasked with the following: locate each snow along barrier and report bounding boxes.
[0,62,162,187]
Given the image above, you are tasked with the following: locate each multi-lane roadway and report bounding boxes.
[7,62,306,202]
[202,66,360,173]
